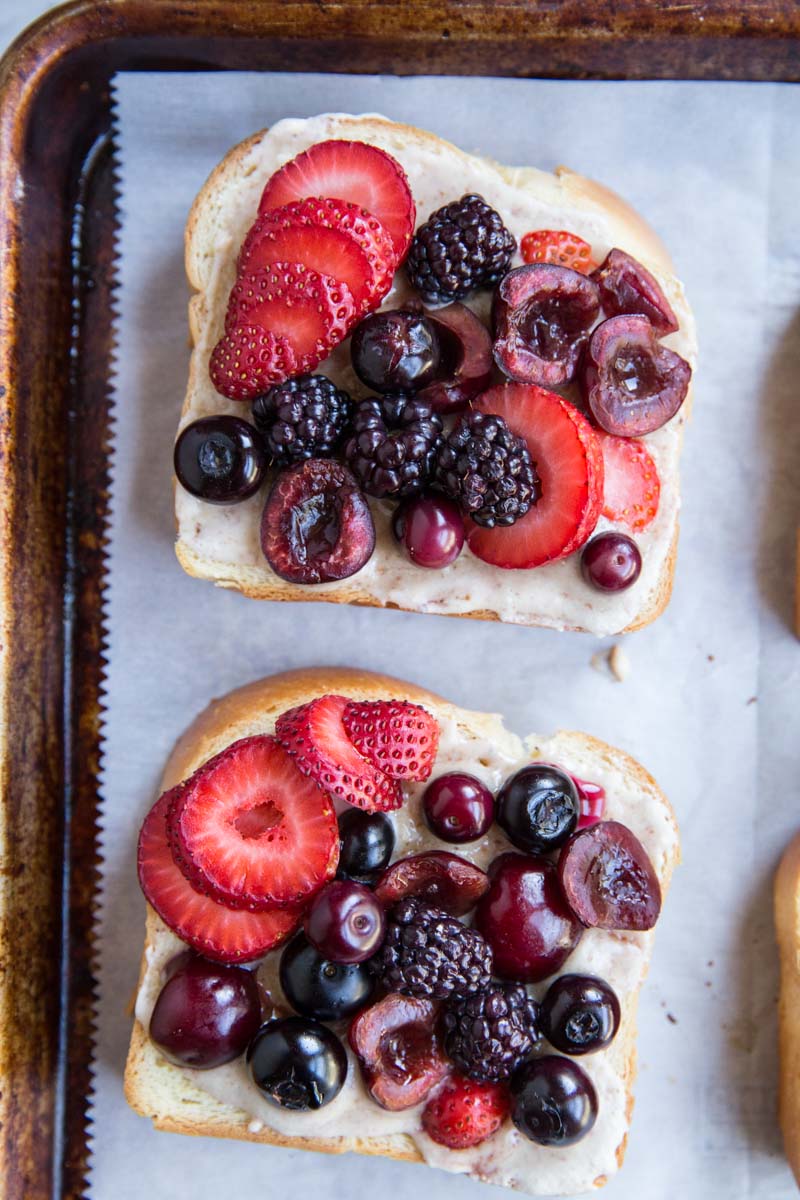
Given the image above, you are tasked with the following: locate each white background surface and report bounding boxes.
[84,70,800,1200]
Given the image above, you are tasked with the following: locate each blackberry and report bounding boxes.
[436,411,540,528]
[406,194,516,304]
[371,898,492,1001]
[343,395,443,500]
[443,982,541,1083]
[252,374,352,465]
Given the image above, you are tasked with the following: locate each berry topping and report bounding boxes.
[239,198,395,317]
[558,820,662,930]
[209,324,297,402]
[406,194,515,304]
[343,395,443,500]
[392,492,465,569]
[351,309,442,393]
[592,247,679,336]
[260,458,375,585]
[540,973,620,1056]
[258,139,415,260]
[496,764,580,855]
[252,374,353,465]
[422,773,495,844]
[174,416,265,505]
[279,932,375,1021]
[466,384,603,569]
[475,853,583,983]
[342,699,440,782]
[510,1055,598,1146]
[422,1074,510,1149]
[304,880,385,964]
[436,409,540,529]
[581,313,691,437]
[248,1016,348,1110]
[374,851,490,916]
[598,430,661,532]
[443,982,540,1083]
[574,776,606,829]
[581,531,642,592]
[138,789,302,964]
[493,263,601,387]
[224,264,356,374]
[418,301,494,414]
[337,809,395,884]
[276,694,402,813]
[521,230,597,275]
[149,956,263,1069]
[370,897,492,1000]
[168,735,338,909]
[349,993,449,1110]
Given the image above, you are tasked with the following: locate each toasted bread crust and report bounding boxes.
[776,831,800,1186]
[176,116,693,633]
[124,668,679,1190]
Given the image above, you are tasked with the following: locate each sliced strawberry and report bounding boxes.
[209,324,297,401]
[168,736,339,909]
[467,384,603,569]
[598,430,660,532]
[138,788,302,964]
[259,140,415,260]
[276,695,403,813]
[342,700,440,781]
[521,229,597,275]
[239,197,396,316]
[422,1073,510,1149]
[224,264,356,372]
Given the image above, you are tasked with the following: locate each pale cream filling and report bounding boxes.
[175,113,697,635]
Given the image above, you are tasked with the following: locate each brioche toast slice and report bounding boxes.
[175,115,697,634]
[125,668,679,1194]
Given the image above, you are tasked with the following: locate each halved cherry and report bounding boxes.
[592,248,678,336]
[349,993,449,1110]
[418,303,493,414]
[374,851,489,916]
[558,820,662,930]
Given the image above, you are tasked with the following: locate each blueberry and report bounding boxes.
[496,764,580,854]
[279,933,375,1021]
[174,416,265,504]
[511,1055,597,1146]
[541,974,621,1056]
[247,1016,347,1110]
[337,809,395,885]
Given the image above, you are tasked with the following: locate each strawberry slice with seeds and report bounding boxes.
[138,787,303,964]
[467,384,603,569]
[422,1073,510,1149]
[239,197,396,316]
[259,140,415,260]
[521,229,597,275]
[209,324,297,401]
[168,736,339,909]
[598,430,660,532]
[343,700,440,781]
[276,695,403,813]
[224,264,356,372]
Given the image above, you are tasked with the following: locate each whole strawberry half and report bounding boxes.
[422,1073,510,1149]
[138,788,302,964]
[258,139,415,260]
[467,383,604,569]
[276,695,402,813]
[342,699,440,781]
[168,735,339,909]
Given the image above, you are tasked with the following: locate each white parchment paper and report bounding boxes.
[89,73,800,1200]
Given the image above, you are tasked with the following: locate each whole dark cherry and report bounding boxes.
[351,310,442,393]
[392,493,465,569]
[541,974,621,1055]
[304,880,385,964]
[511,1055,598,1146]
[581,532,642,592]
[149,955,262,1069]
[423,773,495,843]
[174,416,265,504]
[248,1016,347,1110]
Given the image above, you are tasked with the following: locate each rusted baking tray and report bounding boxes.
[0,2,798,1197]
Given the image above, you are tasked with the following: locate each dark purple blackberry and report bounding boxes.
[436,411,540,528]
[443,982,541,1083]
[370,897,492,1001]
[252,374,352,465]
[406,194,516,304]
[343,395,443,500]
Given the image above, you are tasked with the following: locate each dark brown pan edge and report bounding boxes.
[1,2,800,1198]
